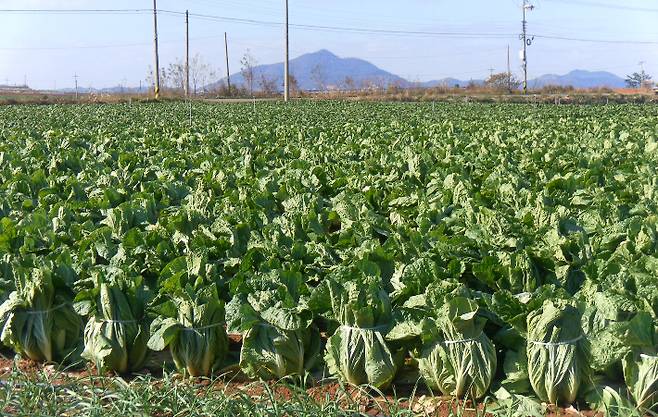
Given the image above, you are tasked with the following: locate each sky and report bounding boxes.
[0,0,656,90]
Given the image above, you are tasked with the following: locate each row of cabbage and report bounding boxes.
[0,102,657,413]
[0,257,656,411]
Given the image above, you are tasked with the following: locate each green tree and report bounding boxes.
[625,71,652,89]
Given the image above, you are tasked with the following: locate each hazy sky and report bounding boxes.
[0,0,656,89]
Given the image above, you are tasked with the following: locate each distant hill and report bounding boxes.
[212,49,407,91]
[47,50,630,93]
[529,70,626,89]
[57,86,149,94]
[211,50,627,92]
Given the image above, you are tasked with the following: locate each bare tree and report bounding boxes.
[166,61,185,91]
[240,49,258,96]
[310,64,327,91]
[258,74,279,96]
[387,79,404,94]
[146,56,216,95]
[213,80,230,97]
[360,77,384,91]
[190,54,216,95]
[288,74,300,96]
[146,66,169,91]
[341,76,356,91]
[485,72,521,91]
[359,78,373,90]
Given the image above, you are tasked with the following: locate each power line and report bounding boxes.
[532,34,658,45]
[0,42,150,51]
[1,8,657,46]
[543,0,658,13]
[0,8,156,14]
[0,8,516,39]
[188,12,517,38]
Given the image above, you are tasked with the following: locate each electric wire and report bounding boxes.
[543,0,658,13]
[0,8,656,48]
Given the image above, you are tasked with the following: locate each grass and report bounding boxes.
[0,358,507,417]
[1,86,656,106]
[5,361,651,417]
[0,362,399,416]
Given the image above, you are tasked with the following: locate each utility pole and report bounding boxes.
[507,45,512,92]
[153,0,161,99]
[73,73,79,101]
[284,0,290,102]
[520,0,534,94]
[185,10,190,98]
[224,32,231,96]
[639,61,646,73]
[488,67,495,78]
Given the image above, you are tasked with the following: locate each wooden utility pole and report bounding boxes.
[153,0,161,99]
[284,0,290,102]
[224,32,231,96]
[185,10,190,98]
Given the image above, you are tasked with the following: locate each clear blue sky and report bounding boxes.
[0,0,656,89]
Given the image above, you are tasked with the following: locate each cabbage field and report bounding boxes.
[0,102,657,415]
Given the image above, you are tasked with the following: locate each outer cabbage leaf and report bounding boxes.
[622,312,658,411]
[417,297,496,399]
[310,267,402,389]
[526,300,590,405]
[148,284,228,377]
[77,267,150,373]
[226,270,320,380]
[0,267,82,363]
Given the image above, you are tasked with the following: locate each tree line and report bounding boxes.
[145,51,656,97]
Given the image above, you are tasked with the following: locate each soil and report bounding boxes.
[0,351,602,417]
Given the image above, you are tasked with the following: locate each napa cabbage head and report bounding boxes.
[75,267,150,373]
[621,312,658,412]
[226,270,320,380]
[417,296,496,399]
[526,299,590,405]
[148,283,228,377]
[0,267,82,363]
[310,263,403,389]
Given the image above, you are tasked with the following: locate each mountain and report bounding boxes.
[56,86,149,94]
[213,49,407,91]
[212,50,626,92]
[529,70,626,89]
[47,51,628,93]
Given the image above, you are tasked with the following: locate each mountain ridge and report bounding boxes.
[209,49,408,91]
[49,50,628,92]
[211,49,626,91]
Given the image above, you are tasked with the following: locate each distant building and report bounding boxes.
[0,84,31,93]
